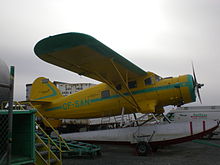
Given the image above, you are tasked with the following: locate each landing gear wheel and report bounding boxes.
[136,142,151,156]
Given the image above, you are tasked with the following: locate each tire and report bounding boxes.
[136,142,151,156]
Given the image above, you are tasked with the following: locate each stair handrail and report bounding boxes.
[4,101,64,164]
[35,110,71,151]
[36,122,63,153]
[15,101,72,151]
[35,133,62,164]
[29,102,72,151]
[0,101,7,109]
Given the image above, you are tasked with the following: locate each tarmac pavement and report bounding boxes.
[62,138,220,165]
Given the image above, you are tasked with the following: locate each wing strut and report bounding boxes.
[52,54,142,113]
[110,59,141,112]
[94,72,139,112]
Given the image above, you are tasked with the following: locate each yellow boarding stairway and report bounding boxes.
[3,101,64,165]
[34,109,64,165]
[2,101,101,165]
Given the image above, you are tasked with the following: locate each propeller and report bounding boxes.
[192,63,204,103]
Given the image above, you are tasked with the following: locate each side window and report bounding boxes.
[144,77,152,85]
[116,84,122,90]
[101,90,110,98]
[128,81,137,89]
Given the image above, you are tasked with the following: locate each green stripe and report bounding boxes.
[187,75,196,102]
[45,81,193,112]
[34,83,58,101]
[46,106,63,112]
[91,81,191,103]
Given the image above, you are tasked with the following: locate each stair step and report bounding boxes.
[36,132,44,136]
[36,131,101,159]
[35,143,44,148]
[49,158,57,164]
[39,151,48,156]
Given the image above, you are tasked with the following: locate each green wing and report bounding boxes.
[34,32,146,85]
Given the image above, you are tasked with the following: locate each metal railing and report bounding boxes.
[0,66,14,165]
[1,101,69,165]
[23,102,71,151]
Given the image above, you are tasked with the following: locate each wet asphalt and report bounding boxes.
[62,136,220,165]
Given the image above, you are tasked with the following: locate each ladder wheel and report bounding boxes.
[136,141,151,156]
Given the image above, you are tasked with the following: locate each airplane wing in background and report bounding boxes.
[34,32,147,85]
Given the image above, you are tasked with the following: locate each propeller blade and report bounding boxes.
[196,87,202,104]
[192,62,197,85]
[191,62,203,104]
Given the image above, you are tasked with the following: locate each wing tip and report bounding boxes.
[34,32,94,56]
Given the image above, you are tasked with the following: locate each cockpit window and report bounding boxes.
[116,84,122,90]
[155,75,162,82]
[144,78,152,85]
[128,81,137,88]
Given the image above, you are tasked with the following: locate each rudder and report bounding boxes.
[30,77,63,102]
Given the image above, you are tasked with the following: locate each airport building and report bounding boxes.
[53,81,96,96]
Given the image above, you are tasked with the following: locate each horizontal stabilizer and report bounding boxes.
[20,100,52,104]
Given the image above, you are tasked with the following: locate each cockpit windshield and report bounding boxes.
[155,75,162,82]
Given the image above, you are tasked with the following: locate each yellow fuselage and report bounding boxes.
[37,72,196,119]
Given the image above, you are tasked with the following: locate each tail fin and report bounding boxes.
[30,77,63,102]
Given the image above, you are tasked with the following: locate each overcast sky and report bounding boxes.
[0,0,219,106]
